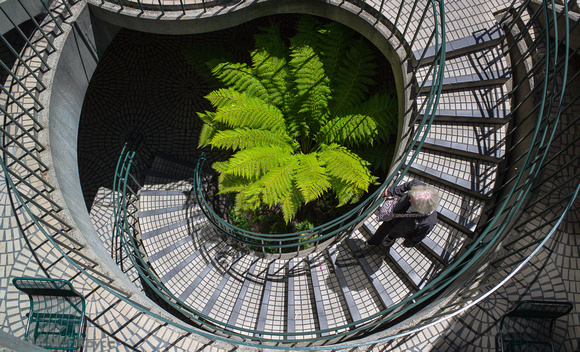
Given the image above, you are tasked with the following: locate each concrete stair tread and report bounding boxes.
[226,257,269,333]
[423,221,468,262]
[140,217,189,242]
[144,171,193,185]
[139,204,188,219]
[255,260,288,339]
[139,189,190,213]
[185,246,245,314]
[327,242,384,326]
[418,85,510,121]
[415,122,507,160]
[422,108,509,120]
[162,241,223,298]
[384,246,422,291]
[201,250,246,317]
[347,232,395,308]
[417,139,505,162]
[418,45,510,92]
[408,164,494,199]
[359,221,442,291]
[414,23,504,63]
[405,149,497,197]
[202,255,259,327]
[391,243,444,289]
[288,258,322,339]
[308,252,351,335]
[420,72,509,92]
[178,241,230,310]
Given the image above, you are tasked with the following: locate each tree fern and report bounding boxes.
[212,62,269,100]
[211,92,286,132]
[288,45,331,138]
[293,153,331,203]
[315,22,353,83]
[253,21,288,106]
[198,123,218,148]
[317,114,378,147]
[219,146,293,179]
[260,159,299,206]
[329,39,377,116]
[291,15,323,48]
[355,92,398,144]
[279,185,304,223]
[204,88,250,109]
[317,144,376,190]
[210,128,294,151]
[197,15,396,224]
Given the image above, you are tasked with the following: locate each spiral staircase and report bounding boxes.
[1,0,579,351]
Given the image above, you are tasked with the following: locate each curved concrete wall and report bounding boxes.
[41,2,136,289]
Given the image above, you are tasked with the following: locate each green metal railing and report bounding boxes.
[13,277,86,351]
[2,0,579,349]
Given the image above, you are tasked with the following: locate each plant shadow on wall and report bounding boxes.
[188,14,398,240]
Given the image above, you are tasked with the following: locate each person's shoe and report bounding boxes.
[381,237,395,248]
[359,241,376,251]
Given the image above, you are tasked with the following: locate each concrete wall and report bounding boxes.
[42,2,139,290]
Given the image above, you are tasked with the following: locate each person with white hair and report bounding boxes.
[363,179,440,249]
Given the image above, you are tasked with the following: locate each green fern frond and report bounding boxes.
[260,157,299,206]
[251,21,289,107]
[213,94,286,133]
[316,22,354,81]
[318,114,378,147]
[328,176,361,206]
[197,111,215,124]
[235,187,262,211]
[210,128,293,151]
[291,15,323,49]
[317,144,375,191]
[205,88,249,109]
[356,93,398,142]
[294,153,331,203]
[253,52,288,106]
[329,39,377,116]
[198,123,218,148]
[212,160,230,174]
[355,142,396,172]
[279,185,304,224]
[288,45,331,134]
[218,172,254,193]
[254,21,286,57]
[212,62,269,100]
[223,146,293,179]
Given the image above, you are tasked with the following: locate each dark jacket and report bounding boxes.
[386,179,437,246]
